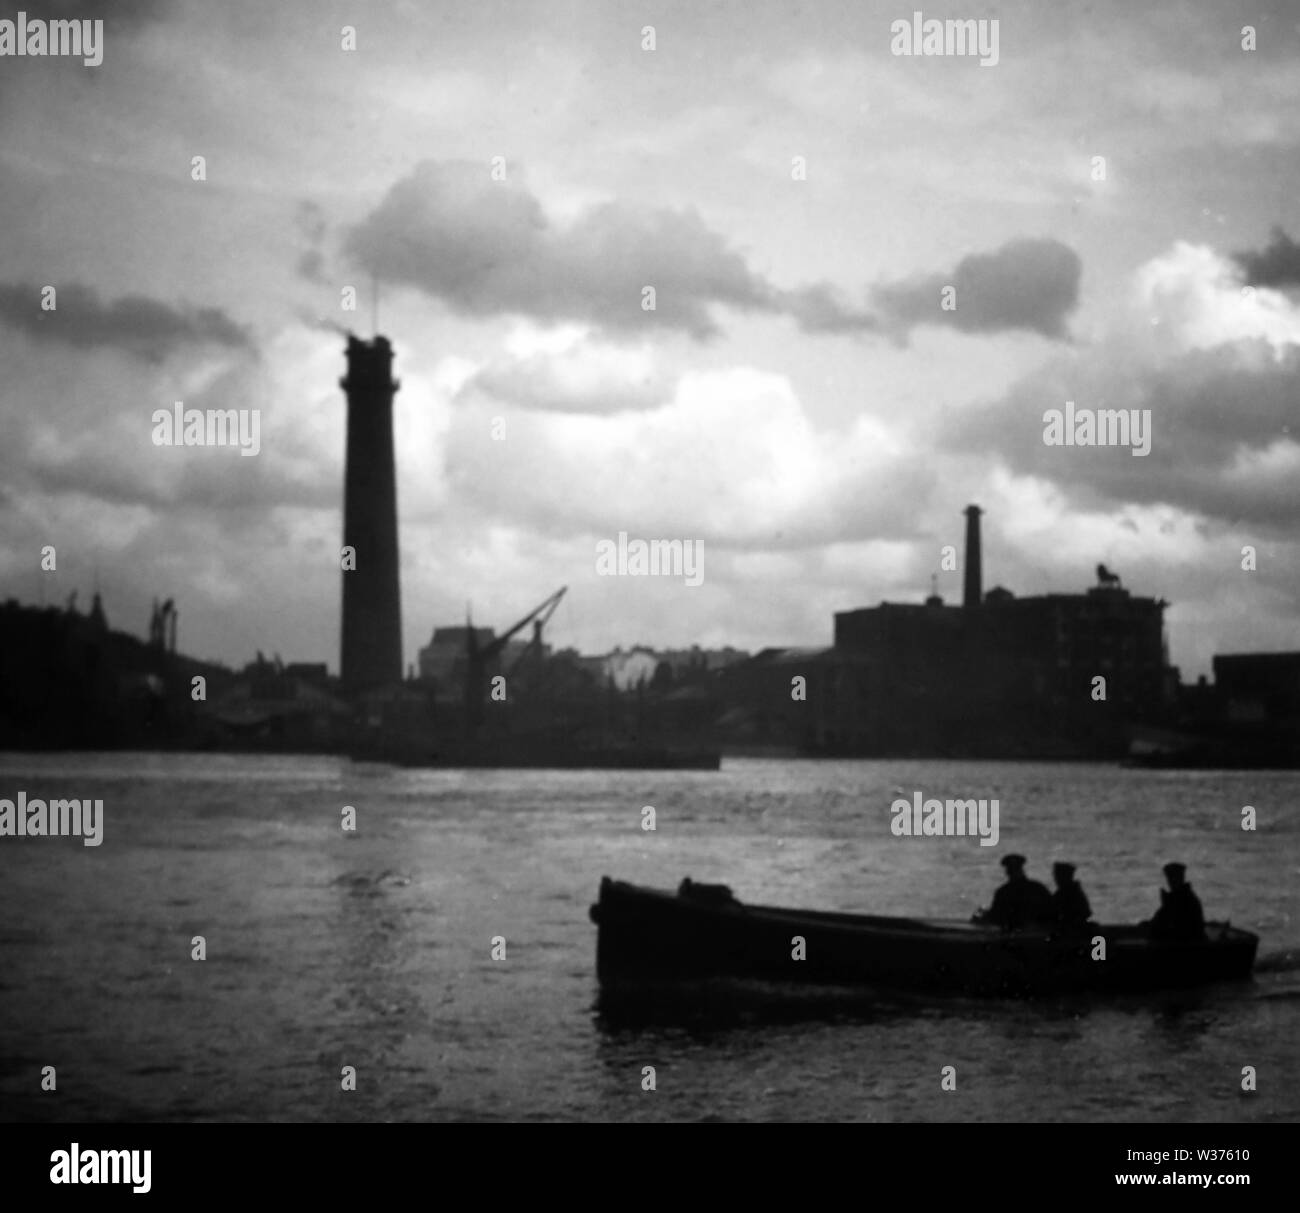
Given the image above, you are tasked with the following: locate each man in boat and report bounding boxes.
[972,854,1054,931]
[1147,862,1207,941]
[1050,862,1092,930]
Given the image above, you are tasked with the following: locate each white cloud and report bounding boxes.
[444,363,925,547]
[1133,241,1300,357]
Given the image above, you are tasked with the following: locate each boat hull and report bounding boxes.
[589,878,1259,999]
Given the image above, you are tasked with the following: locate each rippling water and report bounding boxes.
[0,752,1296,1122]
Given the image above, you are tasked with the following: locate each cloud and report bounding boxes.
[1135,241,1300,356]
[0,282,253,364]
[23,0,172,28]
[442,364,936,549]
[295,201,329,285]
[343,160,882,340]
[345,163,1084,347]
[461,331,669,415]
[777,283,877,335]
[0,0,173,89]
[296,250,326,284]
[0,324,342,532]
[872,239,1082,340]
[942,242,1300,527]
[344,161,779,338]
[1233,226,1300,289]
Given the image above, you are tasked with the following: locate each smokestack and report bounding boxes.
[340,334,402,696]
[963,504,983,610]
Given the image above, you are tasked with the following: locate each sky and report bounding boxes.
[0,0,1297,678]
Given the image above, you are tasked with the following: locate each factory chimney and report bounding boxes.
[963,504,983,610]
[340,334,402,697]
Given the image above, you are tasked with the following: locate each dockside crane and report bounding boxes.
[463,586,568,740]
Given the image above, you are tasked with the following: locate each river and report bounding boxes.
[0,752,1295,1121]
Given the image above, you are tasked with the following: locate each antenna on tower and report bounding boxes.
[371,273,379,337]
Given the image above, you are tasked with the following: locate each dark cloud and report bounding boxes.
[22,0,171,30]
[346,163,1073,344]
[778,283,877,334]
[345,161,777,338]
[0,282,252,363]
[1233,227,1300,289]
[943,342,1300,526]
[25,450,334,515]
[0,0,174,96]
[0,342,336,527]
[343,160,883,339]
[873,239,1082,340]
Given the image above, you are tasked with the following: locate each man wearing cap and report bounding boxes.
[972,854,1054,930]
[1147,863,1206,941]
[1050,862,1092,930]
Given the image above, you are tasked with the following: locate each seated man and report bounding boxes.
[1050,861,1092,930]
[973,854,1054,931]
[1147,862,1207,941]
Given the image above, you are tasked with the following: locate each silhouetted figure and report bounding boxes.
[1147,862,1206,941]
[1050,861,1092,930]
[973,854,1054,931]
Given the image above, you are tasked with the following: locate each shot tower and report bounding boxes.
[340,334,402,696]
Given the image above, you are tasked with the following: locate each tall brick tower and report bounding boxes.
[340,334,402,696]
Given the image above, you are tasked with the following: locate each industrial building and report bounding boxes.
[722,505,1174,758]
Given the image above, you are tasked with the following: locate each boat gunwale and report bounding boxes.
[597,879,1259,948]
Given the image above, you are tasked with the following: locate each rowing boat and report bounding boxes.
[589,877,1259,998]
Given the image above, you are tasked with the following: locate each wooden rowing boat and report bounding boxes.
[589,877,1259,999]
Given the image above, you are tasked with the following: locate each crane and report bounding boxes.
[462,587,567,739]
